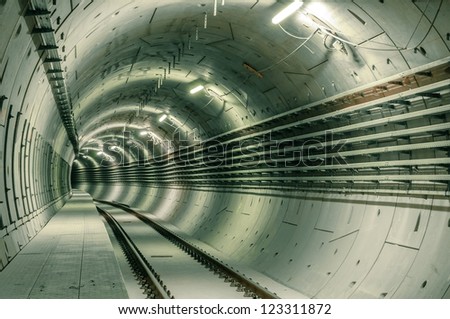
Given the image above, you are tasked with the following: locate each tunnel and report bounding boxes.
[0,0,449,299]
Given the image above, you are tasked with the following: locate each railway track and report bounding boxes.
[95,200,279,299]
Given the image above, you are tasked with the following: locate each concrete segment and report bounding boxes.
[0,190,128,299]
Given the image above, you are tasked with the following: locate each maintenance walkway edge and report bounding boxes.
[0,190,128,299]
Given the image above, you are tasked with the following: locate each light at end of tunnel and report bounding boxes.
[272,0,304,24]
[190,85,205,94]
[159,114,168,122]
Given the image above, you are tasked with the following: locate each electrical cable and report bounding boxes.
[320,27,408,52]
[279,23,315,54]
[257,28,319,73]
[278,14,406,52]
[278,0,442,53]
[328,0,443,52]
[278,23,309,40]
[405,0,431,48]
[413,0,443,48]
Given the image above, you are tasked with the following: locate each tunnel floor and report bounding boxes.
[0,190,306,299]
[0,190,128,299]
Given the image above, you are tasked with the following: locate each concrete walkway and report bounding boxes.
[0,190,128,298]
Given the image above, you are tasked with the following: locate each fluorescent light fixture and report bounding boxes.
[159,114,168,122]
[272,0,303,24]
[140,131,148,136]
[97,151,103,155]
[190,85,204,94]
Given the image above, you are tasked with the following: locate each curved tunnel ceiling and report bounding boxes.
[1,0,450,299]
[63,0,448,166]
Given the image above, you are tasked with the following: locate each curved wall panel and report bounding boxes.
[0,0,71,270]
[1,0,450,298]
[77,183,450,298]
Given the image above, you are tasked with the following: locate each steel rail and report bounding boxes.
[96,206,171,299]
[95,199,279,299]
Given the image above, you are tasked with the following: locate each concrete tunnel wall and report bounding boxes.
[0,0,72,270]
[76,183,450,298]
[1,0,450,299]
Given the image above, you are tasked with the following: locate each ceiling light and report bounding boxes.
[272,1,303,24]
[140,131,148,136]
[190,85,204,94]
[159,114,168,122]
[97,151,103,155]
